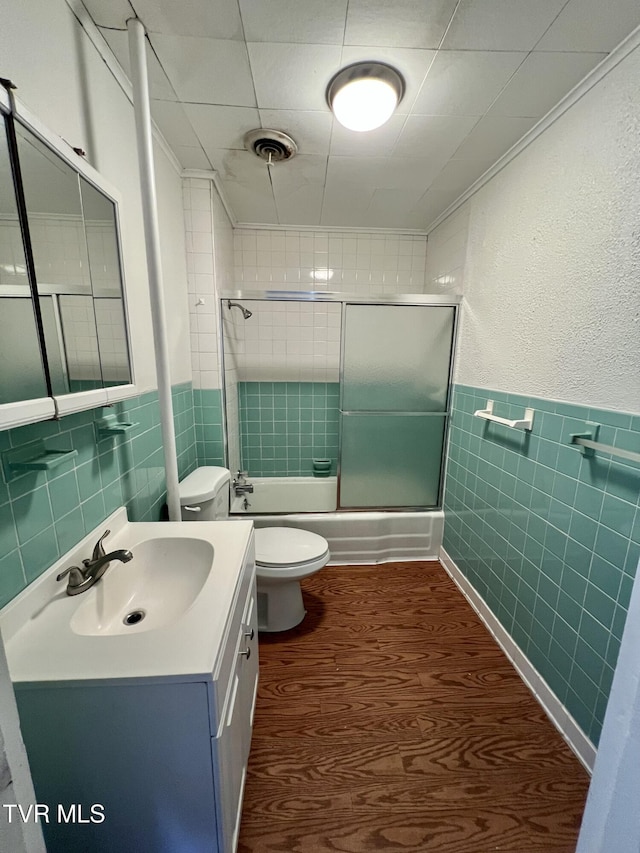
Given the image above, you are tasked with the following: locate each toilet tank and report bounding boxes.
[178,467,230,521]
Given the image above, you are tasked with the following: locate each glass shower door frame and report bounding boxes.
[219,290,460,513]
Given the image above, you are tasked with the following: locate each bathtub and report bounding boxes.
[230,476,443,564]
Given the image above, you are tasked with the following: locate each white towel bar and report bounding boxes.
[474,400,535,431]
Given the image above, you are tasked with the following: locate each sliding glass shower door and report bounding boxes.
[339,304,455,508]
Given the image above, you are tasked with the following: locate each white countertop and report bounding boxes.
[0,508,254,686]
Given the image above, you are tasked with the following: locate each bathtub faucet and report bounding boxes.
[233,471,254,496]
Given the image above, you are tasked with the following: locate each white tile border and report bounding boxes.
[440,546,597,773]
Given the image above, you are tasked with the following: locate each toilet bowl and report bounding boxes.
[178,467,330,632]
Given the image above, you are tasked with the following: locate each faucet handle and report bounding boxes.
[56,566,85,587]
[89,529,111,563]
[236,471,248,482]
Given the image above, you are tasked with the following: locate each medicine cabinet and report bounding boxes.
[0,86,136,430]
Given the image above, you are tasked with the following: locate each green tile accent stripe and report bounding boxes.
[0,383,197,609]
[193,388,225,466]
[239,382,339,477]
[443,385,640,747]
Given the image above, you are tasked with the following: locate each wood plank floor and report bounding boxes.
[238,562,589,853]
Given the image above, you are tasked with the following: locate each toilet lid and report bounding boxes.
[255,527,329,567]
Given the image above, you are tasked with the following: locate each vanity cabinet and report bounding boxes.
[13,533,258,853]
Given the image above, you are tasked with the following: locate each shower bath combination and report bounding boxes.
[227,300,252,319]
[220,292,459,513]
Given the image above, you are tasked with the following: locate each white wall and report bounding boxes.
[0,0,191,391]
[436,42,640,413]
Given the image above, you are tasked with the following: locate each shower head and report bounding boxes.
[227,300,252,320]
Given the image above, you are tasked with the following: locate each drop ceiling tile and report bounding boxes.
[173,146,212,170]
[150,34,256,106]
[537,0,640,52]
[442,0,567,50]
[320,179,374,227]
[344,0,459,49]
[239,0,348,44]
[339,46,437,115]
[329,114,406,157]
[80,0,134,28]
[270,155,328,225]
[325,155,444,192]
[131,0,244,39]
[214,150,278,222]
[428,158,495,196]
[247,43,342,111]
[411,51,526,116]
[488,52,606,117]
[151,100,202,148]
[392,114,479,161]
[258,110,333,156]
[452,115,537,162]
[364,187,431,229]
[183,104,260,156]
[409,189,466,230]
[101,29,178,101]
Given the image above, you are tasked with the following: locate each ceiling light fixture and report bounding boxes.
[327,62,405,133]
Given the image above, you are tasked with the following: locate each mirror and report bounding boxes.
[11,119,132,395]
[0,104,133,422]
[0,118,50,404]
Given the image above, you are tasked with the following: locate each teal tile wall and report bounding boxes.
[239,382,340,477]
[193,388,225,466]
[0,383,197,608]
[443,385,640,746]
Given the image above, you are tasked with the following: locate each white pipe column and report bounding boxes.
[126,17,181,521]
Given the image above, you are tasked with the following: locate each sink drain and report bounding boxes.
[123,609,146,626]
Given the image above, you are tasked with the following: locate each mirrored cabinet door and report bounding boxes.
[0,96,135,429]
[0,117,52,410]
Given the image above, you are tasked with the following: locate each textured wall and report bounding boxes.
[453,44,640,413]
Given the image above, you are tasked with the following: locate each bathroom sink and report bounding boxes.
[0,508,255,684]
[70,537,213,636]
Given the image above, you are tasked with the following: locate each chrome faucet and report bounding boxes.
[57,529,133,596]
[233,471,254,496]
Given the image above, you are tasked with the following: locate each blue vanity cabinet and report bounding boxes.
[13,538,258,853]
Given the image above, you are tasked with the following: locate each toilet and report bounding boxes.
[178,466,330,632]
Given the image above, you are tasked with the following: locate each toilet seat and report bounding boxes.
[255,527,329,567]
[254,527,330,580]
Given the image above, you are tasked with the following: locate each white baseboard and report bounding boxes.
[439,547,597,773]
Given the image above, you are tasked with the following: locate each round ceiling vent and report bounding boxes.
[244,129,298,163]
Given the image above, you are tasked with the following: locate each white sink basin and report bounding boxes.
[0,508,255,684]
[70,537,214,636]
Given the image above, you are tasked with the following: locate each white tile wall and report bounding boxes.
[58,295,101,381]
[424,201,470,295]
[0,216,122,294]
[233,228,428,294]
[183,177,235,391]
[93,298,130,382]
[0,220,28,285]
[84,222,122,295]
[225,300,341,383]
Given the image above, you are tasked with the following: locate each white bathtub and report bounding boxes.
[231,476,338,513]
[230,476,443,564]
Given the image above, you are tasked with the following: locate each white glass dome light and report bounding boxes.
[327,62,405,133]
